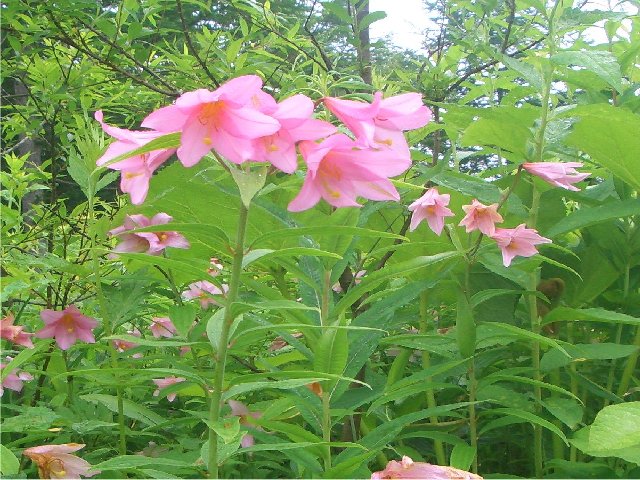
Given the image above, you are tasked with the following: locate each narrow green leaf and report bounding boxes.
[93,455,193,470]
[253,226,407,248]
[80,394,165,426]
[486,408,569,445]
[450,443,476,471]
[94,132,180,170]
[222,378,325,401]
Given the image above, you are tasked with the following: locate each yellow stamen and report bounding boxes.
[267,144,279,152]
[203,136,212,146]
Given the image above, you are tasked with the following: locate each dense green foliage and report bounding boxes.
[2,0,640,478]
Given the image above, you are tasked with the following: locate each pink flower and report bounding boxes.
[228,400,262,448]
[288,134,410,211]
[522,162,589,191]
[182,281,228,308]
[149,317,177,338]
[1,360,33,397]
[113,329,143,358]
[408,188,455,235]
[0,312,34,348]
[371,456,482,480]
[208,257,224,277]
[109,213,190,255]
[459,199,503,236]
[152,376,186,402]
[141,76,281,167]
[252,94,337,173]
[36,306,97,351]
[490,224,552,267]
[95,111,175,205]
[23,443,99,479]
[324,92,431,155]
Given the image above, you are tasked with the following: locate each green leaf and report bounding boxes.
[542,397,583,429]
[93,455,193,471]
[80,394,165,426]
[482,373,581,402]
[541,343,638,371]
[542,306,640,326]
[204,417,241,444]
[544,199,640,237]
[314,326,349,389]
[169,303,198,337]
[589,402,640,451]
[479,322,569,356]
[113,252,213,282]
[450,443,476,471]
[230,300,319,317]
[551,50,623,92]
[0,340,50,382]
[253,226,407,248]
[230,167,267,208]
[241,247,342,268]
[565,104,640,191]
[486,408,569,445]
[94,132,180,170]
[222,378,326,401]
[456,290,476,358]
[0,406,59,433]
[571,426,640,464]
[0,445,19,475]
[501,55,543,90]
[357,11,387,32]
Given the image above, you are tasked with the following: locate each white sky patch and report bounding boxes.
[369,0,431,52]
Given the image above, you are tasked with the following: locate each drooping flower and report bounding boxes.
[109,213,190,255]
[1,360,33,397]
[371,456,482,479]
[36,306,97,351]
[228,400,262,448]
[141,75,281,167]
[522,162,590,191]
[112,329,143,358]
[490,224,552,267]
[324,91,431,155]
[149,317,177,338]
[23,443,99,479]
[95,111,175,205]
[459,199,503,236]
[408,188,455,235]
[152,376,186,402]
[1,312,35,348]
[288,134,411,211]
[252,94,337,173]
[182,281,228,309]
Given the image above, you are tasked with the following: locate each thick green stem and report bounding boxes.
[320,269,332,471]
[616,327,640,398]
[468,359,479,474]
[419,291,447,465]
[208,203,249,478]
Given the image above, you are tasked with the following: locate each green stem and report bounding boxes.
[616,327,640,398]
[549,368,565,461]
[419,291,447,465]
[468,358,478,474]
[320,269,332,471]
[87,187,126,455]
[207,203,249,478]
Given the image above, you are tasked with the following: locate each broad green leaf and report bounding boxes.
[479,322,569,356]
[169,303,198,337]
[230,167,267,208]
[501,55,543,90]
[540,343,638,371]
[544,199,640,237]
[456,290,476,358]
[0,445,19,475]
[314,326,348,379]
[450,443,476,471]
[551,50,623,92]
[80,394,165,426]
[571,426,640,464]
[470,288,526,308]
[542,307,640,326]
[0,406,59,433]
[241,247,342,268]
[485,408,569,444]
[357,10,386,32]
[588,402,640,451]
[542,398,583,429]
[203,416,241,444]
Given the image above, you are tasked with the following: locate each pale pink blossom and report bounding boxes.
[490,224,552,267]
[208,257,224,277]
[408,188,455,235]
[152,376,186,402]
[1,360,33,397]
[109,213,190,255]
[288,134,410,211]
[141,76,280,167]
[149,317,177,338]
[252,94,337,173]
[522,162,589,191]
[324,92,431,155]
[228,400,262,448]
[36,305,97,351]
[23,443,99,479]
[95,111,175,205]
[1,312,34,348]
[371,456,482,479]
[113,329,143,358]
[182,281,228,308]
[459,199,503,236]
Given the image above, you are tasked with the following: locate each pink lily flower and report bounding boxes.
[23,443,99,479]
[252,94,337,173]
[182,281,228,308]
[1,360,33,397]
[324,91,431,155]
[522,162,590,191]
[228,400,262,448]
[149,317,177,338]
[36,305,97,351]
[152,376,186,402]
[141,75,280,167]
[490,224,552,267]
[113,328,143,358]
[371,456,482,479]
[459,199,503,236]
[408,188,455,235]
[1,312,35,348]
[109,213,190,255]
[95,111,175,205]
[288,134,411,211]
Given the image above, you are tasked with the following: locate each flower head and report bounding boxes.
[109,213,190,256]
[1,312,35,348]
[149,317,177,338]
[1,360,33,397]
[371,456,482,480]
[36,306,97,351]
[408,188,455,235]
[152,376,186,402]
[95,111,175,205]
[23,443,99,479]
[228,400,262,448]
[490,224,552,267]
[182,281,228,308]
[522,162,589,191]
[141,76,281,167]
[459,199,503,236]
[113,329,142,358]
[288,134,410,211]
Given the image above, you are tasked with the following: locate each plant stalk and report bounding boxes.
[320,269,333,471]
